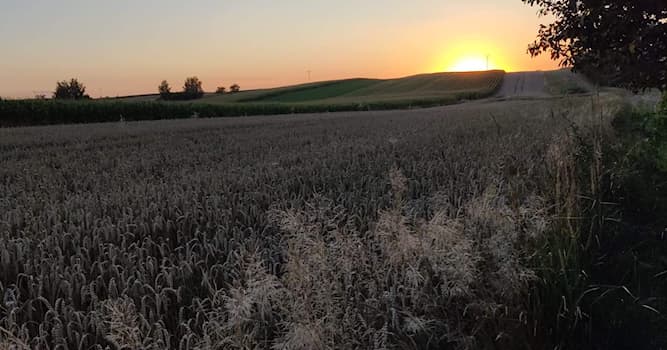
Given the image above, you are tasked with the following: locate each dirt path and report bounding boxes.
[496,71,548,98]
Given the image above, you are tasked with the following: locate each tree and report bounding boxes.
[523,0,667,91]
[183,77,204,99]
[229,84,240,93]
[54,78,89,99]
[158,80,172,100]
[215,86,226,94]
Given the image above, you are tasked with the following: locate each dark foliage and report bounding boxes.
[230,83,240,93]
[523,0,667,91]
[183,76,204,99]
[612,107,667,223]
[520,103,667,350]
[158,80,172,100]
[0,90,498,127]
[157,78,205,101]
[53,78,90,100]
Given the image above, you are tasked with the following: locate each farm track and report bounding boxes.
[496,71,548,98]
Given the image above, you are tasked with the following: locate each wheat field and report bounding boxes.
[0,96,619,349]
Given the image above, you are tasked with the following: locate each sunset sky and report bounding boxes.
[0,0,559,98]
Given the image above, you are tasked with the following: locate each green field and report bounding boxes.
[1,71,506,127]
[544,69,593,95]
[118,70,505,105]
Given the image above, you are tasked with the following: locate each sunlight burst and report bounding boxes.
[448,57,490,72]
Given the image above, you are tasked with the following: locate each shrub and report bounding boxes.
[612,106,667,221]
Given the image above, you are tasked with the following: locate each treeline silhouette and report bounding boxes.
[159,77,241,101]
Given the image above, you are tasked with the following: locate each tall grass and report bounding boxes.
[528,96,667,349]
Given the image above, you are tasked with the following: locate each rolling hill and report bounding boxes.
[116,70,505,106]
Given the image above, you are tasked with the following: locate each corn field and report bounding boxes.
[0,97,621,349]
[0,89,497,128]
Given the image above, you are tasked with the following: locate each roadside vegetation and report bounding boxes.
[544,69,590,95]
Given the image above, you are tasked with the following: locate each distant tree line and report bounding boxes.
[215,84,241,94]
[46,77,241,102]
[159,77,204,101]
[159,77,241,101]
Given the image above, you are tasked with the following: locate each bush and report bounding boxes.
[612,107,667,221]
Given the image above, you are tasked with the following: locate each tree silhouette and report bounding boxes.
[54,79,90,99]
[230,84,240,93]
[158,80,172,100]
[183,77,204,99]
[523,0,667,91]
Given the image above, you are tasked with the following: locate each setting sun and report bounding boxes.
[431,39,512,74]
[449,56,492,72]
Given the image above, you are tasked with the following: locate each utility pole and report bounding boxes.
[306,70,311,82]
[486,55,490,70]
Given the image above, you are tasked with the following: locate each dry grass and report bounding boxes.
[0,328,29,350]
[267,167,549,349]
[101,297,145,348]
[193,247,285,349]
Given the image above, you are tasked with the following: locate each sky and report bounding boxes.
[0,0,559,98]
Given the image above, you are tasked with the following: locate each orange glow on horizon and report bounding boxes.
[429,39,514,74]
[0,1,561,98]
[448,56,494,72]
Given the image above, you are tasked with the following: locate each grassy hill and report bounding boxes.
[1,71,505,127]
[117,70,505,106]
[544,69,593,95]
